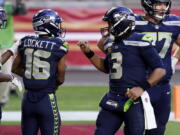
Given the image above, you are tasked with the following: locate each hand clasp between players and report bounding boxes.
[126,87,144,100]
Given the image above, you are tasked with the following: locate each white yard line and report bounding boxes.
[1,111,180,122]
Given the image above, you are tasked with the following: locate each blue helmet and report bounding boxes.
[101,7,135,39]
[32,9,65,37]
[141,0,171,20]
[0,7,7,29]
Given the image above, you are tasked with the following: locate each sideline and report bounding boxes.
[1,111,180,122]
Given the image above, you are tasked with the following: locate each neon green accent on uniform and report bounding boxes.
[124,88,134,112]
[48,93,60,135]
[0,3,14,49]
[63,42,69,49]
[142,35,153,43]
[124,98,134,112]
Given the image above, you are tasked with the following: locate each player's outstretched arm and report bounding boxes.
[147,67,166,86]
[0,72,13,82]
[0,40,21,65]
[77,41,108,73]
[126,67,166,100]
[11,52,23,77]
[1,51,13,65]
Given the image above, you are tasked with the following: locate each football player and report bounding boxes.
[77,7,166,135]
[137,1,180,135]
[11,9,68,135]
[97,0,180,135]
[0,7,22,120]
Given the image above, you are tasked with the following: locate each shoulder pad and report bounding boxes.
[162,21,180,27]
[163,15,180,26]
[141,34,153,43]
[59,41,69,53]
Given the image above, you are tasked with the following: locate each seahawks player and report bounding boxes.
[135,1,180,134]
[11,9,68,135]
[97,0,180,135]
[77,7,165,135]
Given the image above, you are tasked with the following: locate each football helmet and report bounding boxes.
[32,9,65,37]
[141,0,171,21]
[101,7,135,40]
[0,7,7,29]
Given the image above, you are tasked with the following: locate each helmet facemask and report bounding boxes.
[142,0,171,21]
[152,2,171,21]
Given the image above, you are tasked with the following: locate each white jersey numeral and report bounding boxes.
[110,52,123,79]
[25,48,51,80]
[143,32,172,58]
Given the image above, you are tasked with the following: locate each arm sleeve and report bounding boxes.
[56,41,69,58]
[140,45,164,70]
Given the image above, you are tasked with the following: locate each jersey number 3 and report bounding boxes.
[110,52,123,79]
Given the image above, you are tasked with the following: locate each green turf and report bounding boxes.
[3,86,108,110]
[2,86,180,134]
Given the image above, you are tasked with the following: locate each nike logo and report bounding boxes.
[166,92,171,95]
[133,101,140,104]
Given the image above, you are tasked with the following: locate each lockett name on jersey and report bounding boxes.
[24,38,56,50]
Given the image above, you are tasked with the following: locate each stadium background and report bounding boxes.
[1,0,180,135]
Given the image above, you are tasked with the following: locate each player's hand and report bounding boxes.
[11,76,23,92]
[126,87,144,100]
[77,41,91,53]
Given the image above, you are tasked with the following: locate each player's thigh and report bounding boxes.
[146,90,171,135]
[152,85,171,125]
[39,93,61,135]
[21,92,39,135]
[94,109,123,135]
[124,102,144,135]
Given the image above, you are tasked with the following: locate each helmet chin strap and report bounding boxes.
[154,14,165,21]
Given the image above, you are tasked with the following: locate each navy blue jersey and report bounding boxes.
[107,32,163,95]
[18,36,68,92]
[135,14,180,83]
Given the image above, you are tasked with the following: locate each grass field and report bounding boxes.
[2,86,180,135]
